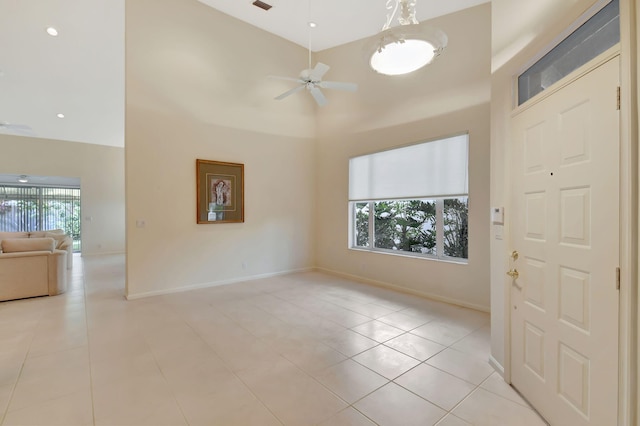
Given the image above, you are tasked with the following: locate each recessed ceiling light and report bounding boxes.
[46,27,59,36]
[56,113,65,119]
[308,22,317,28]
[17,175,29,183]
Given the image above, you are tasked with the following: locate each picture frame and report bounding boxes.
[196,159,244,224]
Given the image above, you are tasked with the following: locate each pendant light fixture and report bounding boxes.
[366,0,447,76]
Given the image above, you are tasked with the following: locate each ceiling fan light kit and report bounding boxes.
[366,0,448,76]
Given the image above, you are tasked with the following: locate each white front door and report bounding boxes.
[510,56,620,425]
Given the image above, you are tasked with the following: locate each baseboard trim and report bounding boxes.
[81,251,125,257]
[125,265,491,313]
[125,267,314,300]
[489,355,505,377]
[315,267,490,313]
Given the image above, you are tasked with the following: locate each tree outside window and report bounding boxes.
[353,197,468,261]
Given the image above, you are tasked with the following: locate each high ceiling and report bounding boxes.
[0,0,125,147]
[0,0,581,149]
[0,0,490,149]
[196,0,489,52]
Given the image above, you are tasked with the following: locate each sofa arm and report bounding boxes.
[46,233,73,269]
[47,250,67,296]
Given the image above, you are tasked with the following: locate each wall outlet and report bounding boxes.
[241,261,247,270]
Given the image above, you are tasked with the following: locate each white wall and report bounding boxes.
[0,135,125,255]
[125,0,318,298]
[314,5,492,311]
[124,1,493,307]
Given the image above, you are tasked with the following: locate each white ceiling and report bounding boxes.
[0,174,80,188]
[0,0,578,150]
[196,0,489,52]
[0,0,487,149]
[0,0,125,148]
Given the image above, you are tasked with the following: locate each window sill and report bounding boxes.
[348,246,468,265]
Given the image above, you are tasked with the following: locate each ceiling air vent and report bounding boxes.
[252,0,272,11]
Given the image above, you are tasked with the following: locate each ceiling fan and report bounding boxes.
[271,63,357,107]
[0,122,35,136]
[270,0,357,107]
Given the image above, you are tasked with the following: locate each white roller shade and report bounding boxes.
[349,134,468,201]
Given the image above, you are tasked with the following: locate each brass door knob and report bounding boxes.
[506,269,519,279]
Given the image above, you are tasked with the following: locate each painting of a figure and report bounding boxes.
[196,159,244,224]
[210,178,232,206]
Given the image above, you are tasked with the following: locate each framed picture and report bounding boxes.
[196,159,244,224]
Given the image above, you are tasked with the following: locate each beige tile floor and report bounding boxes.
[0,254,548,426]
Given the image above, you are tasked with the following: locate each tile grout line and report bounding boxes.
[0,262,508,425]
[203,287,376,425]
[87,258,193,426]
[81,271,492,426]
[0,296,49,425]
[243,284,491,425]
[178,301,285,425]
[144,324,205,426]
[79,257,98,426]
[341,323,495,424]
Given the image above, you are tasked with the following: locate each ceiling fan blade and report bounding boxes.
[268,75,303,83]
[309,87,328,107]
[274,84,306,100]
[309,62,330,81]
[318,81,358,92]
[0,123,35,136]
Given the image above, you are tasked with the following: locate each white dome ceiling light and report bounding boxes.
[366,0,447,76]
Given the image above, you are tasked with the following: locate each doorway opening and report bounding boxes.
[0,175,81,252]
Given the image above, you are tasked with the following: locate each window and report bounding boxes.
[518,0,619,105]
[349,134,469,261]
[0,185,82,252]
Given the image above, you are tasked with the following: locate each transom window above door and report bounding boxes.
[517,0,619,106]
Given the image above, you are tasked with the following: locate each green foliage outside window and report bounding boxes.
[0,186,81,252]
[444,198,468,259]
[355,202,370,247]
[374,200,436,254]
[354,197,468,260]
